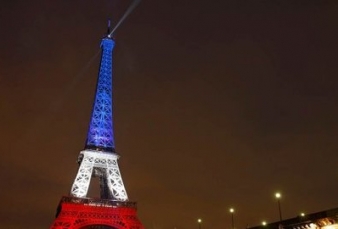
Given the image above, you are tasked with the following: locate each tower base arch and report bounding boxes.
[50,196,143,229]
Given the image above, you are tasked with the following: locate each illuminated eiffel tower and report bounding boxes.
[49,23,144,229]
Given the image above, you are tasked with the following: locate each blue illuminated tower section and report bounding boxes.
[85,36,115,152]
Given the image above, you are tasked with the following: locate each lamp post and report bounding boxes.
[275,192,282,222]
[197,218,202,229]
[229,208,235,229]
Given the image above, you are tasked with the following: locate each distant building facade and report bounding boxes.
[248,208,338,229]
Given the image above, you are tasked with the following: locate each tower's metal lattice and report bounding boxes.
[85,37,115,152]
[69,36,128,201]
[50,26,143,229]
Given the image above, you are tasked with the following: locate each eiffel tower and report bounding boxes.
[49,23,144,229]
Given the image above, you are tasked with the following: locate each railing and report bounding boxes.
[60,196,137,208]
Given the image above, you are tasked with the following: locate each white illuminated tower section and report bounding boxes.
[70,33,128,201]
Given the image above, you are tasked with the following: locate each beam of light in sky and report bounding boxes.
[50,0,141,112]
[110,0,141,36]
[49,49,101,111]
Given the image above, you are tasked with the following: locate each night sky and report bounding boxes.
[1,1,338,229]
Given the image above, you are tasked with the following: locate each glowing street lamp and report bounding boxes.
[197,218,202,229]
[275,192,282,221]
[229,208,235,229]
[262,221,267,226]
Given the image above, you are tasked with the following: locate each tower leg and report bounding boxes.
[106,159,128,201]
[71,153,94,197]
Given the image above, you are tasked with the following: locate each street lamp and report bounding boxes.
[275,192,282,221]
[229,208,235,229]
[262,221,267,226]
[197,218,202,229]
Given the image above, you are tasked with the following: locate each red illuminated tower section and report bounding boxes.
[49,26,144,229]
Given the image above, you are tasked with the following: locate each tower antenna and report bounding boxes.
[107,19,112,37]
